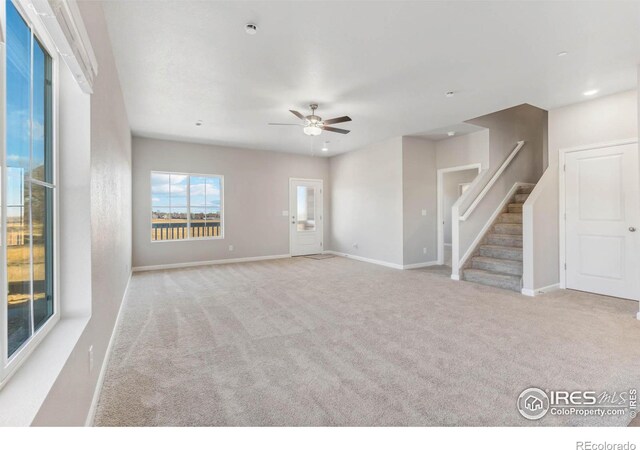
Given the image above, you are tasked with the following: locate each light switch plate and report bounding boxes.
[282,210,289,216]
[421,209,427,216]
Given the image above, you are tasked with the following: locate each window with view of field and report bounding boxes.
[5,1,55,359]
[151,172,223,241]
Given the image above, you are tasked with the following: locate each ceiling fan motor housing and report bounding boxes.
[307,115,322,124]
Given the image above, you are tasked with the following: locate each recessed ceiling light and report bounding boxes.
[245,23,258,35]
[445,91,455,98]
[447,131,456,137]
[583,89,599,96]
[195,120,203,126]
[557,51,568,57]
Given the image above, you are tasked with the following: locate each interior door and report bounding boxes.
[565,142,639,300]
[290,179,323,256]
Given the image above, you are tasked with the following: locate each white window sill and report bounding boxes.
[0,316,89,426]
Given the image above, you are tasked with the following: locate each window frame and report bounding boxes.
[0,0,61,388]
[150,171,225,243]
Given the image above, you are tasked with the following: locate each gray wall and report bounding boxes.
[330,137,404,265]
[132,137,330,268]
[435,129,490,170]
[402,137,437,266]
[548,90,637,166]
[33,2,132,425]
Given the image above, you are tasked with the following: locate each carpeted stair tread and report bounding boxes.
[471,256,523,276]
[462,268,521,291]
[479,244,523,261]
[498,212,523,223]
[493,223,523,235]
[485,233,523,247]
[507,203,523,213]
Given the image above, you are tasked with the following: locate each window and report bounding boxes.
[151,172,223,241]
[3,0,57,370]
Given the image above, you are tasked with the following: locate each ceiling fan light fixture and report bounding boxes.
[303,125,322,136]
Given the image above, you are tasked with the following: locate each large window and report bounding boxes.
[3,0,56,365]
[151,172,223,241]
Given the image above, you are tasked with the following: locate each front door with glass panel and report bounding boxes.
[290,179,323,256]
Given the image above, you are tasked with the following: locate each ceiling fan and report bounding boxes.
[269,104,351,136]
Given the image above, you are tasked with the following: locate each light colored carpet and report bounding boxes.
[95,256,640,426]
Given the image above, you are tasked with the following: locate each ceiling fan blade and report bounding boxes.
[322,126,350,134]
[268,123,302,126]
[323,116,351,125]
[289,110,306,120]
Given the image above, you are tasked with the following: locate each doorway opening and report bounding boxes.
[437,164,481,268]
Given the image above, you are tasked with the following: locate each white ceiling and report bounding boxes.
[102,1,640,156]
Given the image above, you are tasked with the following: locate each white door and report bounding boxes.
[565,142,640,300]
[290,179,323,256]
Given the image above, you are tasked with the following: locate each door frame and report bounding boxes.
[558,138,638,290]
[289,177,324,256]
[437,163,482,265]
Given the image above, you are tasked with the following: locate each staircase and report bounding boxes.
[462,184,534,292]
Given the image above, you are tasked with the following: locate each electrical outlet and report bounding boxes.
[423,247,427,254]
[352,243,358,249]
[88,345,94,373]
[228,245,234,252]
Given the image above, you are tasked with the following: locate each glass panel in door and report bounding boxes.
[296,186,316,231]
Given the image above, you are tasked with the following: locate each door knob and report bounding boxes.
[630,227,637,232]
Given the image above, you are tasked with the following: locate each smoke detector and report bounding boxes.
[245,23,258,35]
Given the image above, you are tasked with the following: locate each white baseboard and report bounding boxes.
[323,251,404,270]
[403,261,439,270]
[450,274,460,281]
[85,271,132,427]
[132,254,291,272]
[521,283,561,297]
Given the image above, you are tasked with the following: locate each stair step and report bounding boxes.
[463,269,521,292]
[515,193,530,203]
[508,203,523,213]
[498,212,522,224]
[494,223,523,235]
[471,256,523,276]
[517,185,534,194]
[486,233,523,248]
[479,244,523,261]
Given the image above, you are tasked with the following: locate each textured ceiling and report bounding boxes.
[102,1,640,156]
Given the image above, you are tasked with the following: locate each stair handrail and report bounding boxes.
[459,140,525,221]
